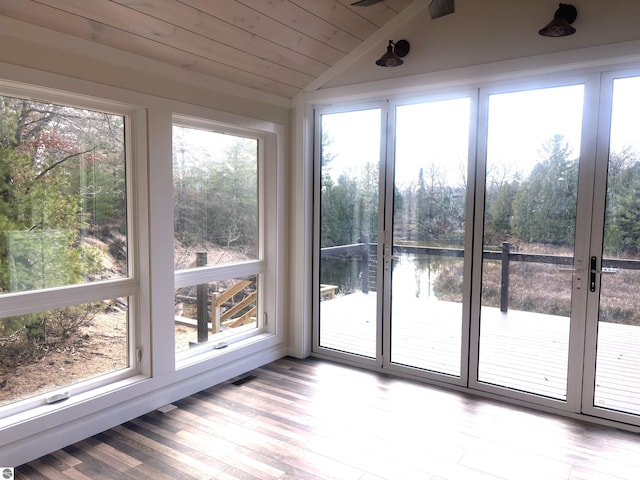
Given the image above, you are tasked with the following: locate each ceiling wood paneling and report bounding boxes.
[0,0,415,99]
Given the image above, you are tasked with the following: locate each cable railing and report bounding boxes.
[321,241,640,312]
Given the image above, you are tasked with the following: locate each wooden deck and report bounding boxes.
[319,292,640,414]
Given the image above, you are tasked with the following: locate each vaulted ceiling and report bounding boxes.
[0,0,415,100]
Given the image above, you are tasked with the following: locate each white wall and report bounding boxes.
[323,0,640,91]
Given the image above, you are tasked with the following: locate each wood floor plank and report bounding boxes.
[14,467,47,480]
[16,357,640,479]
[49,450,82,469]
[111,423,221,479]
[56,468,93,480]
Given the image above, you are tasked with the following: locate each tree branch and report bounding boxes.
[34,148,95,181]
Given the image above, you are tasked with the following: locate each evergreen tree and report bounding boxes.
[0,97,116,293]
[511,135,578,245]
[415,167,429,240]
[0,96,124,341]
[603,147,640,255]
[489,181,518,236]
[413,164,465,244]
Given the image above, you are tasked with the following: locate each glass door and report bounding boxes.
[583,74,640,422]
[473,83,587,404]
[386,96,473,381]
[314,106,384,361]
[313,73,640,427]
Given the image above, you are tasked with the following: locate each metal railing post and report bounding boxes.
[196,251,208,343]
[361,235,369,294]
[501,242,510,313]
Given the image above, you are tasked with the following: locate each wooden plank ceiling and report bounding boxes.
[0,0,415,99]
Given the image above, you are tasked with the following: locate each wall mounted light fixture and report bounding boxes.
[539,3,578,37]
[376,40,410,67]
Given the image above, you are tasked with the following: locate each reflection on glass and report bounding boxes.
[594,76,640,414]
[173,126,258,269]
[0,95,127,295]
[390,98,470,375]
[175,276,258,353]
[318,109,380,358]
[0,298,129,407]
[478,84,584,399]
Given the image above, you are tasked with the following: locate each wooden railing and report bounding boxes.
[211,280,256,333]
[175,252,257,345]
[321,241,640,312]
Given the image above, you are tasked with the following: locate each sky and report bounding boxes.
[322,99,470,188]
[395,97,470,188]
[486,84,584,180]
[610,76,640,153]
[321,108,381,183]
[322,78,639,189]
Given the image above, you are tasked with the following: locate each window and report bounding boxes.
[173,119,265,356]
[0,91,139,413]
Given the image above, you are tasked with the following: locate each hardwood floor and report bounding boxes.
[16,356,640,479]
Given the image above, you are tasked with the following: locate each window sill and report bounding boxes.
[175,330,279,370]
[0,373,150,431]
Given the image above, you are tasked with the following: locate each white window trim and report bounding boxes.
[171,114,283,363]
[0,83,150,420]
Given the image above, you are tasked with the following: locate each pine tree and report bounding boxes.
[512,135,577,245]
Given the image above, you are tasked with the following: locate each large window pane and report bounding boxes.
[0,94,130,410]
[391,97,470,376]
[0,298,129,407]
[173,126,258,269]
[175,276,258,353]
[478,84,584,399]
[0,96,127,294]
[173,124,261,352]
[594,76,640,415]
[317,108,381,358]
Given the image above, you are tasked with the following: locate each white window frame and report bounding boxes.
[0,80,150,421]
[172,114,280,365]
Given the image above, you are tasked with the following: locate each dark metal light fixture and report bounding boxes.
[376,39,410,67]
[429,0,455,19]
[539,3,578,37]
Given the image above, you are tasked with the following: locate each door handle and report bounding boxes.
[558,259,583,289]
[558,267,582,274]
[558,258,582,275]
[383,255,400,271]
[591,268,618,274]
[589,256,618,292]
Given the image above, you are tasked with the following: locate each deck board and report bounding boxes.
[319,292,640,410]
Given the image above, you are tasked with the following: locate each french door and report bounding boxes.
[470,79,593,411]
[313,71,640,427]
[314,105,383,363]
[313,94,475,382]
[472,73,640,424]
[582,72,640,424]
[385,96,474,384]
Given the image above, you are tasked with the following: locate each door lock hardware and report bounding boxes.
[589,256,618,292]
